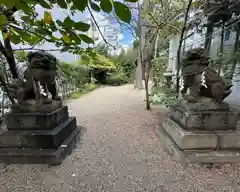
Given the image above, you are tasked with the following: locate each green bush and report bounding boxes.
[68,91,84,100]
[85,83,97,91]
[106,70,128,86]
[150,87,178,107]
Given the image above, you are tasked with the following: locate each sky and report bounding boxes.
[4,3,137,63]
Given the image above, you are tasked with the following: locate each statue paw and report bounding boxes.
[52,95,61,100]
[42,98,52,104]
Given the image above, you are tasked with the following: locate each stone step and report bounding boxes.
[156,125,240,163]
[5,106,69,131]
[0,117,77,149]
[0,126,83,165]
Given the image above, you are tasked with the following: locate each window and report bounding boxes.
[224,30,231,41]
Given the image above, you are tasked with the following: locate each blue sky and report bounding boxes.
[32,4,136,62]
[0,2,136,63]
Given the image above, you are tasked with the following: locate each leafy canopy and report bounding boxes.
[0,0,138,54]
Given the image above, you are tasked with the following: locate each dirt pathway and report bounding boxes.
[0,84,240,192]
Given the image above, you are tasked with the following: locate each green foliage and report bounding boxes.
[58,61,90,88]
[211,51,240,80]
[85,83,97,91]
[0,0,137,53]
[104,50,136,85]
[106,69,128,86]
[113,50,136,78]
[67,83,97,100]
[152,50,168,86]
[150,87,178,107]
[68,91,84,100]
[113,1,131,23]
[78,53,116,71]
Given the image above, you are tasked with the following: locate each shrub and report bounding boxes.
[150,87,178,107]
[106,70,128,86]
[85,83,97,91]
[68,91,84,100]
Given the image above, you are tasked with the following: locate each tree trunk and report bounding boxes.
[135,1,143,89]
[204,19,214,56]
[176,0,193,93]
[229,30,240,80]
[0,37,19,79]
[218,23,225,75]
[144,63,150,110]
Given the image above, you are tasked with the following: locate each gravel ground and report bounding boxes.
[0,84,240,192]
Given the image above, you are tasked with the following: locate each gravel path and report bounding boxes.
[0,84,240,192]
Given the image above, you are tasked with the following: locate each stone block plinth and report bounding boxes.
[0,105,83,165]
[0,117,77,149]
[0,126,82,165]
[5,106,69,130]
[169,106,239,130]
[162,119,218,150]
[157,117,240,163]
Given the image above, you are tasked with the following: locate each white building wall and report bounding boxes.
[166,16,240,104]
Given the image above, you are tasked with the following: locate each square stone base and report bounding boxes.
[0,126,83,165]
[5,106,69,131]
[169,105,239,130]
[156,121,240,163]
[0,117,77,149]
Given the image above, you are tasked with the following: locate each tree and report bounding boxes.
[0,0,138,102]
[138,0,187,109]
[176,0,193,94]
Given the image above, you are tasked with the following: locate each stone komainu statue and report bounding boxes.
[180,48,232,103]
[8,51,61,104]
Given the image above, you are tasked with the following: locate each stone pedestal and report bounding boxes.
[0,106,82,165]
[156,100,240,163]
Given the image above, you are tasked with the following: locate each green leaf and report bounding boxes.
[71,34,82,44]
[63,16,74,28]
[72,0,88,12]
[58,0,68,9]
[124,0,138,2]
[74,22,90,32]
[21,15,30,22]
[10,33,21,44]
[100,0,113,13]
[90,2,101,12]
[1,0,19,9]
[79,34,94,44]
[44,11,52,24]
[15,2,33,13]
[113,1,131,23]
[62,33,71,43]
[0,15,7,26]
[39,0,52,8]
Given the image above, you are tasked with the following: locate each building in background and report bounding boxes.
[85,14,122,54]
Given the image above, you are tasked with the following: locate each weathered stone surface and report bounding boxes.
[155,125,185,161]
[184,150,240,163]
[11,100,62,113]
[162,119,218,150]
[156,125,240,163]
[216,130,240,149]
[169,106,239,130]
[0,126,82,165]
[0,117,77,149]
[5,106,69,130]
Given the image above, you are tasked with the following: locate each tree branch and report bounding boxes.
[87,6,116,49]
[13,48,62,52]
[148,13,181,33]
[176,0,193,93]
